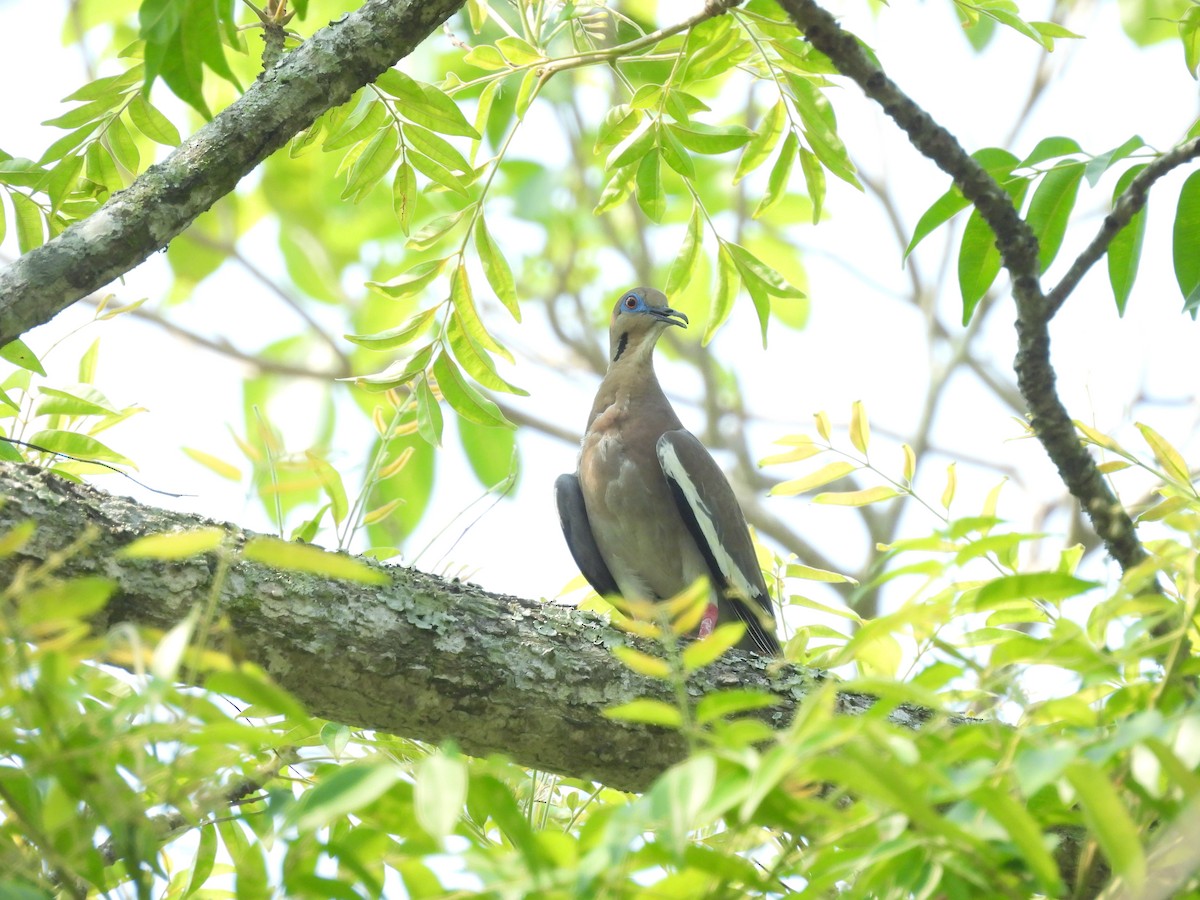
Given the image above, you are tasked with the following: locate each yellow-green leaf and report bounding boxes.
[604,699,683,727]
[119,527,226,559]
[770,460,855,496]
[813,485,900,506]
[942,461,957,510]
[612,646,671,678]
[474,216,519,320]
[681,622,746,672]
[242,537,388,584]
[1136,423,1192,486]
[814,411,831,441]
[787,564,859,584]
[849,399,869,454]
[183,447,242,481]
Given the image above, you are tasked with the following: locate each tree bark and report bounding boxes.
[0,0,465,345]
[0,462,851,793]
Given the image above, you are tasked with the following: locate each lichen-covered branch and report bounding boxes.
[0,463,844,793]
[0,0,465,345]
[775,0,1153,580]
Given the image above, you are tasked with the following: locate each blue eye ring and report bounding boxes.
[622,292,641,311]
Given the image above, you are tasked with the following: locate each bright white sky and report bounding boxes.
[0,0,1197,637]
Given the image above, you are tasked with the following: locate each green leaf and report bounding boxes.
[1065,760,1146,890]
[0,339,46,376]
[1018,135,1082,168]
[36,383,118,417]
[368,258,448,301]
[378,70,480,138]
[972,787,1063,894]
[635,151,665,223]
[85,141,121,191]
[703,244,738,345]
[342,127,400,202]
[242,536,388,584]
[665,202,703,297]
[594,105,642,157]
[431,351,510,428]
[1181,4,1200,77]
[406,209,468,251]
[754,131,797,219]
[404,122,471,174]
[118,527,226,559]
[42,94,125,130]
[496,35,542,65]
[1108,164,1148,314]
[462,44,508,71]
[346,307,438,350]
[415,751,467,839]
[450,263,511,362]
[788,75,859,188]
[392,161,416,234]
[447,313,526,395]
[106,115,140,174]
[1025,161,1084,272]
[668,121,753,155]
[64,66,142,103]
[37,122,100,166]
[140,0,238,115]
[798,146,825,223]
[458,414,516,488]
[406,148,470,197]
[471,79,499,164]
[657,122,695,178]
[128,94,181,145]
[20,576,116,625]
[604,699,683,727]
[1172,169,1200,315]
[306,451,349,525]
[414,374,443,447]
[608,122,656,169]
[10,192,43,254]
[975,572,1098,605]
[1084,135,1145,187]
[290,761,400,832]
[734,100,786,182]
[958,206,1003,322]
[594,164,636,215]
[26,429,132,466]
[474,217,520,320]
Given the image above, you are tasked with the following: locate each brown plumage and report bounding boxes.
[555,286,781,656]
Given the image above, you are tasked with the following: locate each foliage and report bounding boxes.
[1,0,1200,896]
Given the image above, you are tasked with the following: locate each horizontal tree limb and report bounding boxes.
[0,462,866,792]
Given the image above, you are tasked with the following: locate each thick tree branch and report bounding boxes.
[775,0,1158,581]
[0,0,466,345]
[0,463,866,794]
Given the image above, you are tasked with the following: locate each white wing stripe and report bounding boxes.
[657,439,759,601]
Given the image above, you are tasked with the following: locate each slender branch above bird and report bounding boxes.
[555,287,781,656]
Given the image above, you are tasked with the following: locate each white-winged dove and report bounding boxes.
[555,287,781,656]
